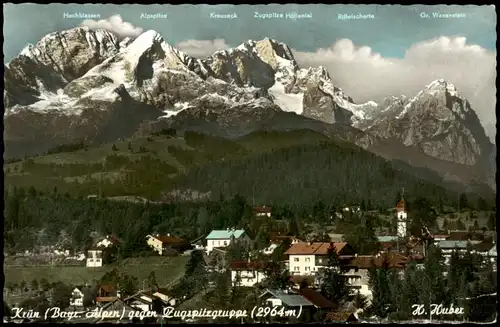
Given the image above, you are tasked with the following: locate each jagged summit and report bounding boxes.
[425,79,459,97]
[4,27,494,186]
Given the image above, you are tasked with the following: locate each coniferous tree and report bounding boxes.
[147,271,157,290]
[476,197,488,211]
[342,215,380,255]
[319,244,351,307]
[423,244,448,306]
[456,218,466,230]
[287,216,300,236]
[185,250,205,277]
[459,194,469,211]
[19,280,27,292]
[367,258,393,318]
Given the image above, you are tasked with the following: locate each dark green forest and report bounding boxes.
[170,141,490,208]
[3,130,495,255]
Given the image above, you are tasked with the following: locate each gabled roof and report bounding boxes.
[260,289,314,307]
[72,287,85,294]
[284,242,347,255]
[206,229,246,240]
[148,234,185,244]
[299,289,335,308]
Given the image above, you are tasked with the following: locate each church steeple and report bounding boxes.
[396,187,407,239]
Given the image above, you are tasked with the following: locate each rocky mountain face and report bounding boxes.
[3,27,495,190]
[363,80,494,168]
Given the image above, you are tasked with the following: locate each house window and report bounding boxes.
[294,258,299,262]
[294,267,300,271]
[305,267,311,271]
[224,241,228,246]
[305,257,311,262]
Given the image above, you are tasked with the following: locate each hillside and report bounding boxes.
[4,130,493,208]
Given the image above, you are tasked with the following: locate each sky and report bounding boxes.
[3,4,497,140]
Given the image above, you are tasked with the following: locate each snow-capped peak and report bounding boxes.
[19,43,35,57]
[426,79,459,97]
[126,30,163,54]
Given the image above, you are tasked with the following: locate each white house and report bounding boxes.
[230,261,267,287]
[285,242,356,276]
[70,287,85,307]
[341,253,410,306]
[125,289,176,312]
[205,229,251,254]
[86,248,103,268]
[146,234,188,255]
[86,235,120,268]
[96,235,120,248]
[253,206,272,217]
[259,289,314,308]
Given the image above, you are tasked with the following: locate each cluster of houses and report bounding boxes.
[79,202,496,322]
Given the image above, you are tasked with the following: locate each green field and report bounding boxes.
[4,255,189,286]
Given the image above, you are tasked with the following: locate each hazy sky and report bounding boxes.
[3,4,497,140]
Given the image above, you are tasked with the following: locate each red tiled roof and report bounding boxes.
[396,200,406,211]
[299,289,335,308]
[284,242,347,255]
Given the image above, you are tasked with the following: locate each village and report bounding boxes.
[3,199,497,324]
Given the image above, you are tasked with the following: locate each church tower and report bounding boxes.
[396,188,407,238]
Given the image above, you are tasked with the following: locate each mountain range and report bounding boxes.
[3,26,496,191]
